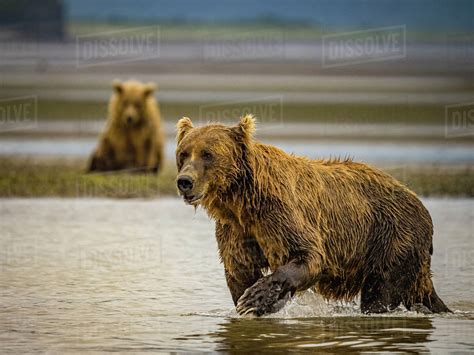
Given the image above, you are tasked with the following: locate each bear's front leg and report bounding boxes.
[236,261,316,316]
[87,138,117,172]
[216,223,267,305]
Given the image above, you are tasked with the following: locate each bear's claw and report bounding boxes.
[236,275,292,317]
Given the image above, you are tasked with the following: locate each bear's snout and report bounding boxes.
[177,175,194,193]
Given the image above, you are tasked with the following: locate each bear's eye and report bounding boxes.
[179,152,189,164]
[201,151,213,161]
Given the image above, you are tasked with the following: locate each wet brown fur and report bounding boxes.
[88,79,164,173]
[176,115,450,313]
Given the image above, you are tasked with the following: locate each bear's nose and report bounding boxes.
[126,116,133,124]
[177,175,194,193]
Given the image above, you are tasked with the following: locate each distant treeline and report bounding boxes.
[0,0,64,39]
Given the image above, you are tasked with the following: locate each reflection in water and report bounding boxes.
[210,317,433,352]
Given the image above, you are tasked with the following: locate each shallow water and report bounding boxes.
[0,137,473,164]
[0,198,472,352]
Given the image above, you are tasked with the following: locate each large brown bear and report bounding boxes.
[88,79,164,173]
[175,114,450,316]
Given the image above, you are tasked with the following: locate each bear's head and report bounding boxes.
[111,79,156,127]
[175,114,256,206]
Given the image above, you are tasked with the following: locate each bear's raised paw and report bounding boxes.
[236,275,292,317]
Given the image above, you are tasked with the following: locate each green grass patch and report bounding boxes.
[35,100,108,121]
[0,158,177,198]
[67,21,452,43]
[12,98,448,125]
[0,158,472,198]
[388,166,474,197]
[68,21,326,41]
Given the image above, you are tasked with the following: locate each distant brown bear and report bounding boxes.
[88,79,164,173]
[175,114,450,316]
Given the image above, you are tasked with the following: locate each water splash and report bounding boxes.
[185,289,470,319]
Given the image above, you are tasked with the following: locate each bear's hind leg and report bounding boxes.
[361,273,403,314]
[403,263,451,313]
[422,287,451,313]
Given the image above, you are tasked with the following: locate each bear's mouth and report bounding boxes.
[184,193,203,205]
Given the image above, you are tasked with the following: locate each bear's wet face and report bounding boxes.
[113,80,155,128]
[175,116,255,206]
[175,126,235,206]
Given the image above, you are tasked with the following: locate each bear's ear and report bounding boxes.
[144,82,157,97]
[176,117,194,143]
[112,79,123,95]
[233,114,256,142]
